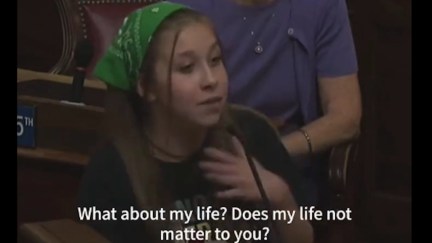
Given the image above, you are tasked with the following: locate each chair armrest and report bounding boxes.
[18,219,109,243]
[311,141,359,243]
[328,140,359,208]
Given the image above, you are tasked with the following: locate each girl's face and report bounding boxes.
[149,22,228,127]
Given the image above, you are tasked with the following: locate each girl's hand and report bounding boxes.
[200,136,294,207]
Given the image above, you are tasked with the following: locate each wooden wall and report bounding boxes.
[347,0,411,242]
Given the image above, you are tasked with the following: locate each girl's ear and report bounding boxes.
[136,80,157,102]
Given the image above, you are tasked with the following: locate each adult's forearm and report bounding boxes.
[281,114,360,157]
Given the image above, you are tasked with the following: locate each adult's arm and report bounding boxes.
[282,74,361,156]
[282,0,361,156]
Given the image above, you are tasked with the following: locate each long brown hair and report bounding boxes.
[104,8,241,241]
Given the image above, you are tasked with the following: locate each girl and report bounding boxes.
[78,2,313,242]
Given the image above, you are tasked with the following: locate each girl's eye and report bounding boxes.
[178,63,194,73]
[210,56,222,66]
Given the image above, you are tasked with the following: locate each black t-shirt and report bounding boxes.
[77,106,307,242]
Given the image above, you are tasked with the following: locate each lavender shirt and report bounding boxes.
[171,0,358,133]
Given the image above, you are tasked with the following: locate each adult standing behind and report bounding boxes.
[171,0,362,205]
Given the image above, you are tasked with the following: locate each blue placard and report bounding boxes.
[17,105,36,148]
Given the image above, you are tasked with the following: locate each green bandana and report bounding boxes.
[93,1,188,91]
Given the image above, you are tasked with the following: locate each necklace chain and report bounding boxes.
[142,131,189,160]
[243,13,276,54]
